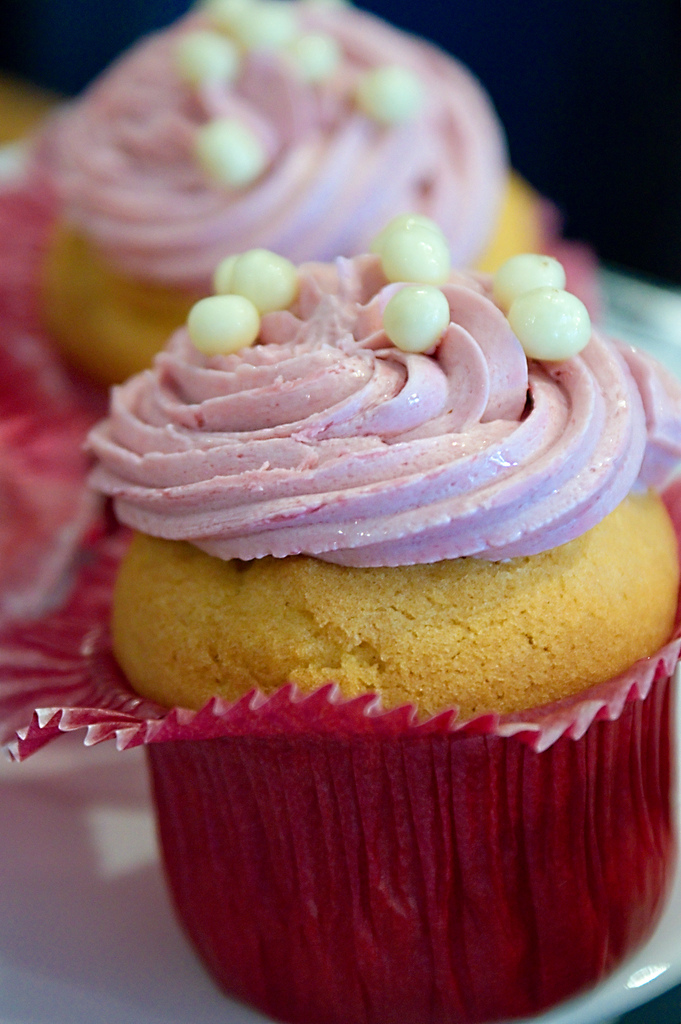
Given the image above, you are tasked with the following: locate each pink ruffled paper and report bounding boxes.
[149,678,675,1023]
[0,173,106,628]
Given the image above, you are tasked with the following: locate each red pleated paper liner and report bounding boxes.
[1,487,681,1022]
[149,683,675,1024]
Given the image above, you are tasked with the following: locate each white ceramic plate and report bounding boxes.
[0,707,678,1024]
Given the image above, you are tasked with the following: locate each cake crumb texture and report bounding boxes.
[112,491,679,719]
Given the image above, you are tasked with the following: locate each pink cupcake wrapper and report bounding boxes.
[148,676,675,1022]
[0,488,679,1022]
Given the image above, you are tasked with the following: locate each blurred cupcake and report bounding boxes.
[40,222,679,1021]
[31,0,524,385]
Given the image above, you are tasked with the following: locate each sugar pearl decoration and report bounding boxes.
[230,1,298,50]
[356,66,423,124]
[213,254,239,294]
[205,0,255,33]
[370,213,443,255]
[187,294,261,355]
[176,30,240,85]
[224,248,299,313]
[383,285,450,353]
[287,33,340,82]
[195,118,266,187]
[493,253,567,313]
[378,222,451,286]
[508,287,591,361]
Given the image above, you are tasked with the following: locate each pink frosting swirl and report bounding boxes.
[39,3,506,288]
[88,255,681,566]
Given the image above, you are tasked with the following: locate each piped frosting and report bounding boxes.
[38,1,506,288]
[88,247,681,566]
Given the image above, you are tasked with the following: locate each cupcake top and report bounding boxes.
[38,0,506,289]
[88,220,681,566]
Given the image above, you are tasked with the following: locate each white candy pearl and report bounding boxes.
[380,224,451,285]
[287,33,341,82]
[187,294,260,355]
[205,0,255,32]
[508,287,591,361]
[228,248,299,313]
[230,2,298,50]
[383,285,450,353]
[370,213,444,255]
[493,253,567,313]
[195,119,266,187]
[356,66,423,124]
[176,30,240,85]
[213,254,239,294]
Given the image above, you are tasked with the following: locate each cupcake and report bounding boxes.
[38,219,678,1022]
[29,0,525,386]
[89,227,681,710]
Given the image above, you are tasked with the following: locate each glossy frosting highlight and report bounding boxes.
[88,255,681,565]
[38,2,506,288]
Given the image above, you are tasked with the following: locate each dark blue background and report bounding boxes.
[2,0,681,285]
[3,0,681,285]
[620,982,681,1024]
